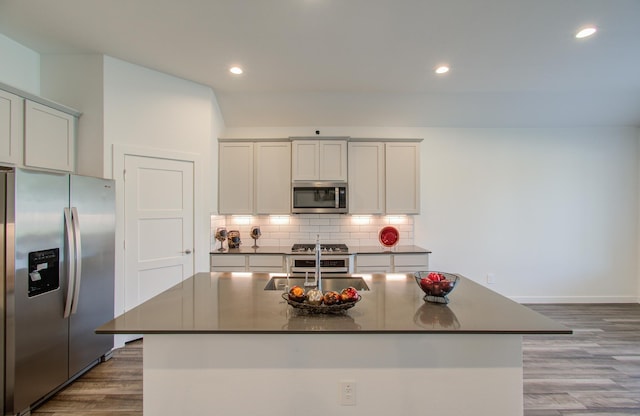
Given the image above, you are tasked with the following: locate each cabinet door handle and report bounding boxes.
[184,249,192,255]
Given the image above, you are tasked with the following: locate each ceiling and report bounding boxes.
[1,0,639,128]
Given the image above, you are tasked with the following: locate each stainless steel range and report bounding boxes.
[290,244,353,274]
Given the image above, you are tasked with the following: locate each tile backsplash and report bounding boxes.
[211,214,414,251]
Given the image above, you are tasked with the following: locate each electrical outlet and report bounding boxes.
[487,273,496,284]
[340,380,356,406]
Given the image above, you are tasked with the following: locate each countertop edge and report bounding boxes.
[210,245,432,255]
[96,328,573,335]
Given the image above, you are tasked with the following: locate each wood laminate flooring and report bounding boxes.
[32,339,143,416]
[31,304,640,416]
[523,303,640,416]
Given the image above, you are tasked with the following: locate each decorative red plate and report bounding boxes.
[379,226,399,247]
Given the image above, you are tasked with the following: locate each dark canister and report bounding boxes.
[227,230,241,248]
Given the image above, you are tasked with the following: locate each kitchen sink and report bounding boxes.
[264,276,370,291]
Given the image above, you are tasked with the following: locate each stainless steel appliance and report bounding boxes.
[1,168,115,416]
[290,244,352,274]
[292,182,348,214]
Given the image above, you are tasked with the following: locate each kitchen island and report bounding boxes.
[97,272,570,415]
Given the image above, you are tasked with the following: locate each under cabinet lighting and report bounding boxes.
[351,216,371,225]
[270,215,290,225]
[385,274,407,281]
[575,26,597,39]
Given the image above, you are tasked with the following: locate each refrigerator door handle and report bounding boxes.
[70,207,82,315]
[63,207,76,318]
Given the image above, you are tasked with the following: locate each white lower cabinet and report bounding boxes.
[354,254,392,273]
[248,255,284,272]
[211,254,285,272]
[392,253,429,272]
[355,253,429,273]
[210,255,246,272]
[212,253,427,273]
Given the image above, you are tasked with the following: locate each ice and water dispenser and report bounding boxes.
[28,248,60,297]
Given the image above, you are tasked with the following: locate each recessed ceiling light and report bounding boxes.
[435,65,450,75]
[229,66,243,75]
[575,26,597,39]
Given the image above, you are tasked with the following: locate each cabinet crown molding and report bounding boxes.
[219,137,424,143]
[0,82,81,117]
[349,137,423,142]
[218,138,289,142]
[289,136,349,141]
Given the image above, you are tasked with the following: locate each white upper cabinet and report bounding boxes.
[1,84,79,172]
[349,140,421,215]
[24,100,76,172]
[318,140,347,181]
[0,89,23,165]
[385,142,420,214]
[348,142,385,214]
[219,142,254,214]
[292,139,347,181]
[218,140,291,215]
[291,140,318,180]
[255,142,291,214]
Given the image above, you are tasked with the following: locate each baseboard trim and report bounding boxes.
[511,295,640,304]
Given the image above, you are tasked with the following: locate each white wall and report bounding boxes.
[40,54,105,177]
[102,57,224,319]
[0,33,40,94]
[224,126,640,303]
[37,54,225,323]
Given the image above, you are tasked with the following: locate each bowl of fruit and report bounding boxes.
[414,271,459,304]
[283,285,361,314]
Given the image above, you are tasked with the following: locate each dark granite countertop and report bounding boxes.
[97,272,570,335]
[210,245,431,255]
[210,246,289,255]
[349,245,431,254]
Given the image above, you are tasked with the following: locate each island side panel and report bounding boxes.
[144,333,523,416]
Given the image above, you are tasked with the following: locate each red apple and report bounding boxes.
[420,277,434,292]
[440,279,454,293]
[340,287,359,302]
[427,272,443,282]
[431,282,444,296]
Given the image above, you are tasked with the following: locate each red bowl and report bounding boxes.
[379,226,399,247]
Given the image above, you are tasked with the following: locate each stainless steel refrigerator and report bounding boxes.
[1,168,115,416]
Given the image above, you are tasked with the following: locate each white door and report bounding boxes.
[123,155,194,311]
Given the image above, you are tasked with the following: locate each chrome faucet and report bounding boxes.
[315,235,322,292]
[303,234,322,291]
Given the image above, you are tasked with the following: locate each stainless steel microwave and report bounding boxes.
[292,182,348,214]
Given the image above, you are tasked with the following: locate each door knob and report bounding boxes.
[184,249,192,254]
